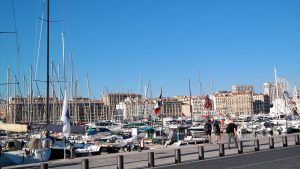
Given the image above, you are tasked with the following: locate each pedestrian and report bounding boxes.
[204,119,212,144]
[213,120,221,143]
[226,120,238,149]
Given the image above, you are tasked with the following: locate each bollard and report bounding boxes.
[238,141,243,154]
[269,137,274,149]
[64,148,67,160]
[117,155,124,169]
[148,152,155,167]
[254,139,260,151]
[295,135,300,145]
[81,159,89,169]
[40,162,48,169]
[219,144,224,157]
[283,136,288,147]
[70,146,75,159]
[175,149,181,163]
[198,146,204,160]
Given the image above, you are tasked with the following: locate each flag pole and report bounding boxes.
[160,87,164,148]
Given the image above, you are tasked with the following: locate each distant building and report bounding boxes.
[175,96,190,117]
[192,96,214,118]
[116,97,155,122]
[181,103,190,117]
[176,95,214,118]
[162,97,182,117]
[5,96,105,124]
[232,85,253,93]
[0,99,6,121]
[213,90,253,117]
[70,97,104,123]
[102,93,142,120]
[253,94,270,114]
[264,82,277,102]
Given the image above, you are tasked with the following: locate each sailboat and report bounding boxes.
[0,137,51,167]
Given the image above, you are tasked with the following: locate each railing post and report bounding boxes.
[283,136,288,147]
[219,144,224,157]
[269,137,274,149]
[238,141,243,154]
[81,159,89,169]
[198,146,204,160]
[295,135,300,145]
[175,149,181,163]
[40,162,48,169]
[254,139,260,151]
[117,155,124,169]
[148,152,155,167]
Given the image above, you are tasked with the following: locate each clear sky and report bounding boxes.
[0,0,300,98]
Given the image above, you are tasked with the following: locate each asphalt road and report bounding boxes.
[155,146,300,169]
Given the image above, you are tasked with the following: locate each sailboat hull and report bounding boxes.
[0,148,51,167]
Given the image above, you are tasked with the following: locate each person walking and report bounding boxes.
[204,119,212,144]
[213,120,221,143]
[226,120,238,149]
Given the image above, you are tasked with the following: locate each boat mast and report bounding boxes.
[46,0,50,124]
[189,79,192,122]
[61,33,66,95]
[87,74,92,123]
[6,67,10,123]
[52,61,55,123]
[58,63,61,123]
[74,80,78,124]
[274,68,279,100]
[13,75,17,123]
[23,75,27,122]
[30,65,33,123]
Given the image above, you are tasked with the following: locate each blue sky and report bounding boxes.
[0,0,300,98]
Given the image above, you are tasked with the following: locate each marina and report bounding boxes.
[1,0,300,168]
[2,133,300,169]
[1,113,300,168]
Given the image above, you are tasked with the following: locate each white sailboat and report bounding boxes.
[0,137,51,167]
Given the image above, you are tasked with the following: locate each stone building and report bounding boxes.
[162,97,182,117]
[253,94,270,114]
[232,85,253,93]
[213,90,253,116]
[102,93,142,120]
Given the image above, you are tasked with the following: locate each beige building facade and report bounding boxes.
[213,90,253,116]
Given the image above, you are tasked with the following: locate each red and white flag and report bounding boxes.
[154,89,163,114]
[203,95,212,109]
